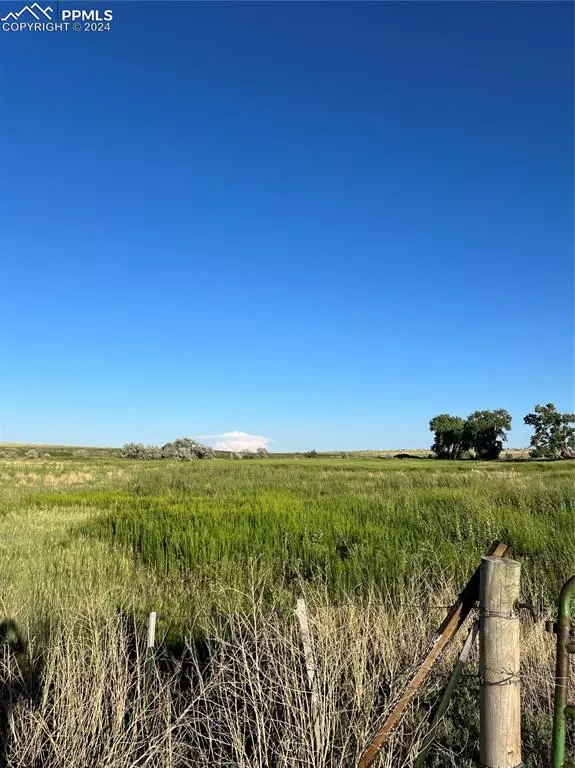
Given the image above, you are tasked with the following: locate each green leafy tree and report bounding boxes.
[463,409,512,460]
[429,414,468,459]
[523,403,575,459]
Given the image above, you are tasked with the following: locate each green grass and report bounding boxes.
[4,457,572,625]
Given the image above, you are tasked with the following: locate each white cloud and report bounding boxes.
[200,430,273,453]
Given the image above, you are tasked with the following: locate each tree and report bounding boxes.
[463,409,512,460]
[429,414,468,459]
[524,403,575,459]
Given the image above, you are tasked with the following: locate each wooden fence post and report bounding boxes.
[479,556,521,768]
[295,598,322,753]
[147,611,157,650]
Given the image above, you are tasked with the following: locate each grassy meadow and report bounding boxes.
[0,454,573,767]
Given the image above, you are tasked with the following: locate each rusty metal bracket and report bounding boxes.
[356,540,508,768]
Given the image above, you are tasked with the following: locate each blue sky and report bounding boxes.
[1,1,573,451]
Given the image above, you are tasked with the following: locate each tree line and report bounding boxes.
[121,437,269,461]
[429,403,575,460]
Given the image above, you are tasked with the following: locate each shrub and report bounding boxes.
[160,438,214,461]
[304,450,318,458]
[240,447,269,459]
[121,438,214,461]
[73,449,89,458]
[121,443,161,460]
[42,453,51,459]
[24,449,40,459]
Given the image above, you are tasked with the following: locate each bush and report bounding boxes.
[240,447,269,459]
[73,449,89,458]
[304,450,318,458]
[42,453,51,459]
[121,443,161,460]
[160,438,214,461]
[24,449,40,459]
[120,438,214,461]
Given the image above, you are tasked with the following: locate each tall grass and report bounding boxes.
[24,459,573,606]
[0,584,563,768]
[0,457,573,766]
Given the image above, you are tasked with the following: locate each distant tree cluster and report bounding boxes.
[429,409,512,460]
[161,438,214,460]
[430,403,575,460]
[120,439,271,461]
[121,443,161,460]
[237,447,269,459]
[121,437,214,461]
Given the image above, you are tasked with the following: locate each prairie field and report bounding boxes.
[0,455,573,767]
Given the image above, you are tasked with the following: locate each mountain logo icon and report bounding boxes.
[1,3,53,21]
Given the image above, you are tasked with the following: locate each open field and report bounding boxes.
[0,456,573,766]
[0,444,532,461]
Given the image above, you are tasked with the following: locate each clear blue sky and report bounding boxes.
[1,1,573,451]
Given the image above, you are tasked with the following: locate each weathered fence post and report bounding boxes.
[147,611,157,650]
[479,556,521,768]
[295,598,322,753]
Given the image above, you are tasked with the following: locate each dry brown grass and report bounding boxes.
[0,586,559,768]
